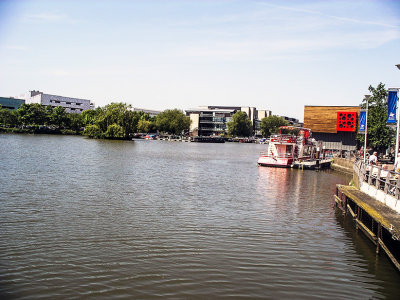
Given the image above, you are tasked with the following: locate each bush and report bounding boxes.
[105,123,125,139]
[84,124,103,138]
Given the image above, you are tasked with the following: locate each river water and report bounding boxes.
[0,134,399,299]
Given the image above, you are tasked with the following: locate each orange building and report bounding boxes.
[304,106,361,149]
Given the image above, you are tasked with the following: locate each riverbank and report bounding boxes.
[335,185,400,271]
[331,157,354,175]
[334,160,400,272]
[0,127,131,140]
[0,126,79,135]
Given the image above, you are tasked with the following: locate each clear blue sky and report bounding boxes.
[0,0,399,121]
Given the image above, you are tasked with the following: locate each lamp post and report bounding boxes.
[363,95,371,163]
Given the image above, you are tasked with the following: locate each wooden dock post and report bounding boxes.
[376,224,382,255]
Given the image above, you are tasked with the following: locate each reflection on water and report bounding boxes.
[0,134,399,299]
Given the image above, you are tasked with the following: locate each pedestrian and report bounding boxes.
[394,153,400,172]
[369,151,378,165]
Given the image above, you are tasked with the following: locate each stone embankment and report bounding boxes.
[331,157,354,175]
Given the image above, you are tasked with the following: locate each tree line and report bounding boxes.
[2,83,391,146]
[0,101,289,138]
[0,103,190,139]
[226,111,288,137]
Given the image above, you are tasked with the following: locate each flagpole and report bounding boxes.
[395,92,400,166]
[364,95,370,164]
[396,65,400,166]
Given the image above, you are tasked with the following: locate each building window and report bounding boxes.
[66,102,71,105]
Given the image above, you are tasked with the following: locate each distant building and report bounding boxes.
[0,97,25,110]
[304,105,360,150]
[19,90,93,113]
[130,107,161,118]
[279,115,303,127]
[185,106,271,136]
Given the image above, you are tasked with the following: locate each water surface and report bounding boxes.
[0,134,399,299]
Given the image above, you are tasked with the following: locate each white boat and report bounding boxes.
[257,126,316,168]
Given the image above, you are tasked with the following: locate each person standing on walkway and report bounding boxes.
[369,151,378,165]
[394,153,400,172]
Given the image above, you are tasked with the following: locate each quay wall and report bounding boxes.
[331,158,353,175]
[335,185,400,272]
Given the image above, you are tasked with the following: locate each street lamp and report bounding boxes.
[363,95,371,163]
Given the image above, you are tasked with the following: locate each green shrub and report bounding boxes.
[84,124,103,138]
[105,123,125,139]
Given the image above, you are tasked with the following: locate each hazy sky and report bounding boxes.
[0,0,399,121]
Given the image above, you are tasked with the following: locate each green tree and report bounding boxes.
[137,119,153,133]
[17,103,48,125]
[105,123,125,139]
[67,113,83,133]
[0,106,19,126]
[81,109,99,126]
[44,105,54,124]
[51,106,68,127]
[260,115,289,137]
[84,124,103,138]
[155,109,190,135]
[121,109,140,137]
[358,82,395,153]
[95,103,139,138]
[226,111,252,137]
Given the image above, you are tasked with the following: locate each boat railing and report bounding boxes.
[354,159,400,199]
[259,152,294,158]
[269,134,297,144]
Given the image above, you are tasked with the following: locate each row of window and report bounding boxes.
[50,100,82,106]
[50,105,83,112]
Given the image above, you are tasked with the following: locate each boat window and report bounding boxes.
[304,146,311,156]
[286,145,293,156]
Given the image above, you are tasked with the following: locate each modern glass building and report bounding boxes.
[0,97,25,110]
[186,106,271,136]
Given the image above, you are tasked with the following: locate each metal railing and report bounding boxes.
[354,159,400,199]
[259,152,294,158]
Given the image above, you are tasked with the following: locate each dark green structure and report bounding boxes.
[0,97,25,110]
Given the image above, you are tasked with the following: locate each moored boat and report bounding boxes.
[257,126,315,168]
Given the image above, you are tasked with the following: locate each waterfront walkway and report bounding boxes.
[335,163,400,272]
[337,185,400,238]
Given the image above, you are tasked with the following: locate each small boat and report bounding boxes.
[257,126,315,168]
[292,158,332,170]
[191,136,225,143]
[144,134,157,140]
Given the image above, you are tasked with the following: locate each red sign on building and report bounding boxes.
[337,111,356,132]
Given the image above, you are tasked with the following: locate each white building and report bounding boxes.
[185,106,272,136]
[20,90,93,113]
[130,107,161,118]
